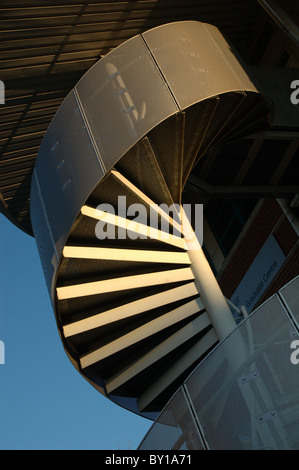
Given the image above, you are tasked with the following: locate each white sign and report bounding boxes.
[230,234,286,313]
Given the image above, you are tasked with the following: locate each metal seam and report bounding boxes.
[182,384,210,450]
[33,169,59,262]
[203,23,248,93]
[73,87,106,173]
[140,33,182,113]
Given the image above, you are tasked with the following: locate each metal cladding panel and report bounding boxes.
[203,23,258,93]
[33,90,105,270]
[142,21,258,110]
[75,34,179,172]
[30,171,59,300]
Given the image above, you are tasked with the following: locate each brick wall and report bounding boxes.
[218,199,298,300]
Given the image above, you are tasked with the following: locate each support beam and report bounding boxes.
[257,0,299,49]
[186,175,299,198]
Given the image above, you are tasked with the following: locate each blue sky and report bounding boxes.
[0,214,151,450]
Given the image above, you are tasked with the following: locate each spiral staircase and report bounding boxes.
[30,21,272,416]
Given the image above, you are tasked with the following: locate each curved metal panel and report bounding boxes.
[75,34,180,172]
[30,171,59,299]
[31,90,105,296]
[142,21,257,110]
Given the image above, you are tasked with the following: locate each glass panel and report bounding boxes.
[138,388,204,450]
[185,295,299,450]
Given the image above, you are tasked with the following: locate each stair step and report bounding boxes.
[56,266,195,300]
[80,205,187,250]
[62,245,191,265]
[80,300,207,369]
[106,314,212,394]
[115,137,174,207]
[63,282,200,337]
[182,98,220,186]
[147,113,185,204]
[138,328,218,412]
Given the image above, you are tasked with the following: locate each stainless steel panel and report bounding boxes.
[139,388,204,450]
[75,34,179,171]
[143,21,258,110]
[34,90,105,261]
[140,286,299,449]
[185,295,299,450]
[279,275,299,328]
[30,171,59,299]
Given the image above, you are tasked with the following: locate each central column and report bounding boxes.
[181,207,237,341]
